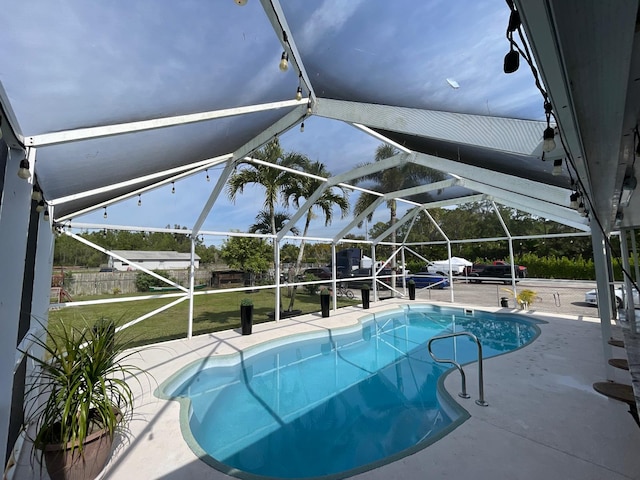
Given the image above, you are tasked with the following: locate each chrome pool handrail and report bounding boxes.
[427,331,488,406]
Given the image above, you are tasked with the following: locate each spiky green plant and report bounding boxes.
[21,317,146,462]
[501,288,541,308]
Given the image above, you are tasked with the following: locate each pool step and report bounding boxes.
[608,338,625,348]
[608,358,629,371]
[593,381,639,427]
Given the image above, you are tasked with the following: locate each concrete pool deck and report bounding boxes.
[13,299,640,479]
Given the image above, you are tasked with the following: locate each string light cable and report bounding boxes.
[503,0,640,297]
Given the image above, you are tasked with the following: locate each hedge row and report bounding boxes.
[512,253,635,281]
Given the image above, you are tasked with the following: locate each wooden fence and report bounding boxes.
[56,263,322,298]
[63,269,215,297]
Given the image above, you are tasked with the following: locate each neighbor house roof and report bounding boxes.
[111,251,201,262]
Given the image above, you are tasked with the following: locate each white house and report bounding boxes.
[109,250,200,271]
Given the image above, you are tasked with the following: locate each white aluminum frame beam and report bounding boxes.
[351,123,412,154]
[55,157,233,222]
[273,153,410,241]
[233,105,307,161]
[373,207,421,246]
[492,195,589,232]
[334,197,385,242]
[316,98,547,155]
[192,160,237,236]
[260,0,316,104]
[65,231,188,292]
[419,195,487,210]
[51,155,230,207]
[453,177,589,231]
[410,153,569,206]
[0,81,25,149]
[25,99,304,147]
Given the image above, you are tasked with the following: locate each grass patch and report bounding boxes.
[48,288,359,347]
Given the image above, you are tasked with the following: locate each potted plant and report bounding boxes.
[320,287,330,317]
[407,279,416,300]
[240,298,254,334]
[361,283,371,309]
[21,317,145,480]
[502,288,541,310]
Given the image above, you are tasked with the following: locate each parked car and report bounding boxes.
[406,272,450,289]
[493,260,528,277]
[469,264,521,284]
[584,285,640,308]
[302,267,332,280]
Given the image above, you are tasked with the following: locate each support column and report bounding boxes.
[446,240,454,303]
[21,209,54,421]
[187,237,195,339]
[371,245,377,302]
[331,243,337,311]
[591,226,615,380]
[492,201,517,298]
[620,229,636,331]
[401,246,407,295]
[631,231,640,283]
[31,216,54,327]
[274,240,280,322]
[0,146,33,465]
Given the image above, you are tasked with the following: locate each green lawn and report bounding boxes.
[48,288,360,347]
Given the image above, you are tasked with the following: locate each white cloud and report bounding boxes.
[297,0,366,51]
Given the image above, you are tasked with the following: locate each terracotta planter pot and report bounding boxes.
[43,424,115,480]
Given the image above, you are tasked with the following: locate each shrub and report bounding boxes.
[303,274,320,295]
[134,270,175,292]
[502,288,541,308]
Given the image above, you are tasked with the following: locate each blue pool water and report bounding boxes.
[156,304,541,479]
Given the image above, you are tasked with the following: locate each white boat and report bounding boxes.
[426,257,472,275]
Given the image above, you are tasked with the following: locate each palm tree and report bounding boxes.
[227,139,306,293]
[249,210,300,236]
[283,160,350,276]
[227,139,305,236]
[353,144,446,281]
[276,159,349,312]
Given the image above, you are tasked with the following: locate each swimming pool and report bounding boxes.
[156,304,541,479]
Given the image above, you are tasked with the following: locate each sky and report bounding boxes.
[77,116,384,247]
[0,0,545,248]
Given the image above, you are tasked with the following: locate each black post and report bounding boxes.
[361,288,370,309]
[320,292,330,317]
[241,305,253,334]
[408,282,416,300]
